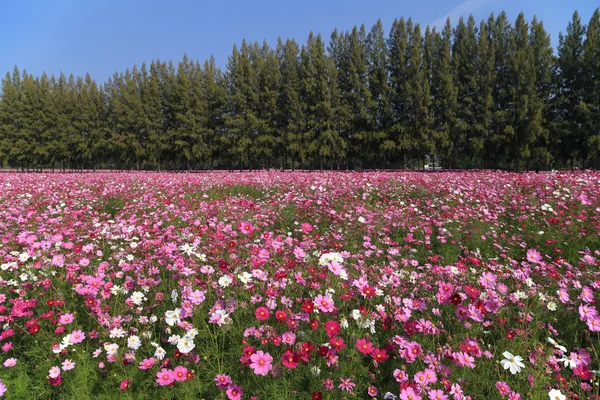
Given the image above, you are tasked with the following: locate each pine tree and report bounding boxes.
[276,38,305,169]
[140,62,166,170]
[387,18,411,167]
[202,56,227,169]
[452,16,479,167]
[583,9,600,168]
[254,41,281,168]
[529,16,554,168]
[341,25,372,168]
[431,19,458,169]
[301,32,345,170]
[471,20,495,168]
[556,11,586,167]
[489,12,513,167]
[224,41,259,169]
[366,19,391,166]
[506,13,538,170]
[0,68,24,168]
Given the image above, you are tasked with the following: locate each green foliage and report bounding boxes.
[0,9,599,170]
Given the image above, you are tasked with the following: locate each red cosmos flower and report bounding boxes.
[356,338,374,355]
[27,325,41,334]
[311,391,322,400]
[302,299,315,314]
[25,318,39,328]
[255,307,270,321]
[573,365,593,380]
[329,336,346,352]
[324,320,340,338]
[281,349,299,369]
[299,341,315,361]
[318,346,330,358]
[309,319,319,330]
[49,376,62,386]
[275,310,287,322]
[361,285,376,299]
[371,348,389,363]
[464,286,480,300]
[450,293,462,305]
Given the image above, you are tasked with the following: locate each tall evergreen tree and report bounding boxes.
[365,20,391,166]
[202,56,227,169]
[556,11,587,167]
[529,16,554,167]
[254,41,281,168]
[140,62,166,170]
[387,18,411,167]
[301,32,345,169]
[505,13,539,170]
[431,19,458,169]
[224,41,259,169]
[276,38,305,169]
[489,12,513,167]
[583,9,600,168]
[452,16,479,167]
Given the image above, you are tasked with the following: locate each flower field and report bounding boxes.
[0,171,599,400]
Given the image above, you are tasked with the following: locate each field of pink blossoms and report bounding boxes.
[0,171,599,400]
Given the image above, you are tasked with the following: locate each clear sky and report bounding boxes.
[0,0,597,83]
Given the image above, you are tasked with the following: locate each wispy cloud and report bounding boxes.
[430,0,496,30]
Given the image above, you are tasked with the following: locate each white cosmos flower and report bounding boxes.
[104,342,119,355]
[127,335,142,350]
[218,275,233,287]
[177,335,195,354]
[154,346,166,360]
[165,309,181,326]
[237,272,253,284]
[559,353,577,369]
[500,351,525,374]
[548,389,566,400]
[130,291,145,305]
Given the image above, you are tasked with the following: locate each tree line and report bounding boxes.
[0,10,599,171]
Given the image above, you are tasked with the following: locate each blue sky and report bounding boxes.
[0,0,597,83]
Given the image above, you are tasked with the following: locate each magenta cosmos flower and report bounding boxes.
[249,350,273,376]
[156,368,175,386]
[526,249,542,264]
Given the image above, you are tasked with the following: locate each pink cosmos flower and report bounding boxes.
[587,315,600,332]
[249,350,273,376]
[215,374,233,390]
[0,379,7,397]
[49,366,61,378]
[314,294,335,313]
[368,386,379,397]
[173,366,188,381]
[3,358,16,368]
[526,249,542,263]
[58,313,74,325]
[61,359,75,371]
[427,389,448,400]
[338,377,356,393]
[69,330,85,344]
[226,384,243,400]
[400,387,422,400]
[255,307,270,321]
[139,358,156,370]
[156,368,175,386]
[496,381,511,396]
